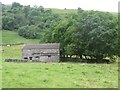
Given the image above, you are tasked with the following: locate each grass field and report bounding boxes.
[1,30,40,44]
[0,30,1,44]
[45,8,77,18]
[2,62,118,88]
[1,45,118,88]
[46,8,117,18]
[0,30,40,89]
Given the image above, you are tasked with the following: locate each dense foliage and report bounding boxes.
[2,2,119,60]
[74,11,118,60]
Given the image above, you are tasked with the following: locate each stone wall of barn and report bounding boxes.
[22,48,60,62]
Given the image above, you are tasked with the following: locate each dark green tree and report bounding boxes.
[18,25,39,39]
[75,11,118,60]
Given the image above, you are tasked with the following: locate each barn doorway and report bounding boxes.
[24,57,28,60]
[29,57,32,60]
[48,55,51,57]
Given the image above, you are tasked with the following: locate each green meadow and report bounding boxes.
[1,30,40,44]
[2,61,118,88]
[0,30,118,88]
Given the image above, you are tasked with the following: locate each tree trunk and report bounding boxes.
[96,55,103,60]
[70,55,72,58]
[79,54,82,59]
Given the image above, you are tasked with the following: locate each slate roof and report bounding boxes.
[23,43,60,49]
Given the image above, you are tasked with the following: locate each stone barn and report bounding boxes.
[22,43,60,62]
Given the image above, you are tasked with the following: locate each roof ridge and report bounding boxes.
[23,43,60,49]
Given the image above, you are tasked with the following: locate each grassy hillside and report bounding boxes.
[0,30,1,44]
[2,45,118,88]
[43,8,78,19]
[49,8,117,19]
[47,8,117,15]
[1,30,40,44]
[52,8,77,14]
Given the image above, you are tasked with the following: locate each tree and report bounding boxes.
[118,13,120,56]
[75,11,118,60]
[23,5,30,18]
[44,13,77,58]
[18,25,39,39]
[11,2,23,14]
[2,15,15,30]
[14,13,27,30]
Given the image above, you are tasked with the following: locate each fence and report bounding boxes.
[5,59,48,62]
[0,43,24,46]
[5,59,28,62]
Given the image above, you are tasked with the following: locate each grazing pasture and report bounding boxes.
[1,30,40,44]
[2,45,118,88]
[2,62,118,88]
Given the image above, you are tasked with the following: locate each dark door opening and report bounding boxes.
[48,55,51,57]
[29,57,32,60]
[24,57,28,60]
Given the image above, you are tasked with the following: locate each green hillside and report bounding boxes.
[0,31,1,44]
[47,8,117,16]
[49,8,77,18]
[1,30,40,44]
